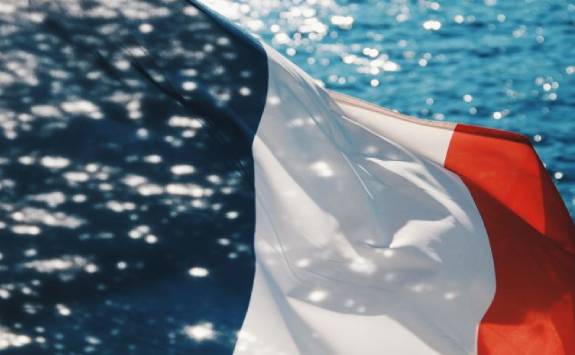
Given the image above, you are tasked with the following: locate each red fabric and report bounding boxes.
[445,124,575,355]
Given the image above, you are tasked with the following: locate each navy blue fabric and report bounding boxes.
[0,1,267,353]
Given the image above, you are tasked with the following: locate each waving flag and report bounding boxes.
[0,1,573,354]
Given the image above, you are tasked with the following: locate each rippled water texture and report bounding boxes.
[207,0,575,218]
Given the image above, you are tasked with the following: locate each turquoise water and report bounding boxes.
[213,0,575,219]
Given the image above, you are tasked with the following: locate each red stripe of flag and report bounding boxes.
[445,124,575,354]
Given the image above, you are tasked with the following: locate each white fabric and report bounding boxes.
[235,44,496,355]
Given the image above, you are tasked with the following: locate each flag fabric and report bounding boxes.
[240,47,575,355]
[0,1,573,354]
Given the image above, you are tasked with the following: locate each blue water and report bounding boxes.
[216,0,575,218]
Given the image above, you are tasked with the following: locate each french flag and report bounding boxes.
[1,1,574,354]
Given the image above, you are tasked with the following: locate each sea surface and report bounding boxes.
[208,0,575,219]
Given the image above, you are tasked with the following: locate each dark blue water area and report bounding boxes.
[217,0,575,219]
